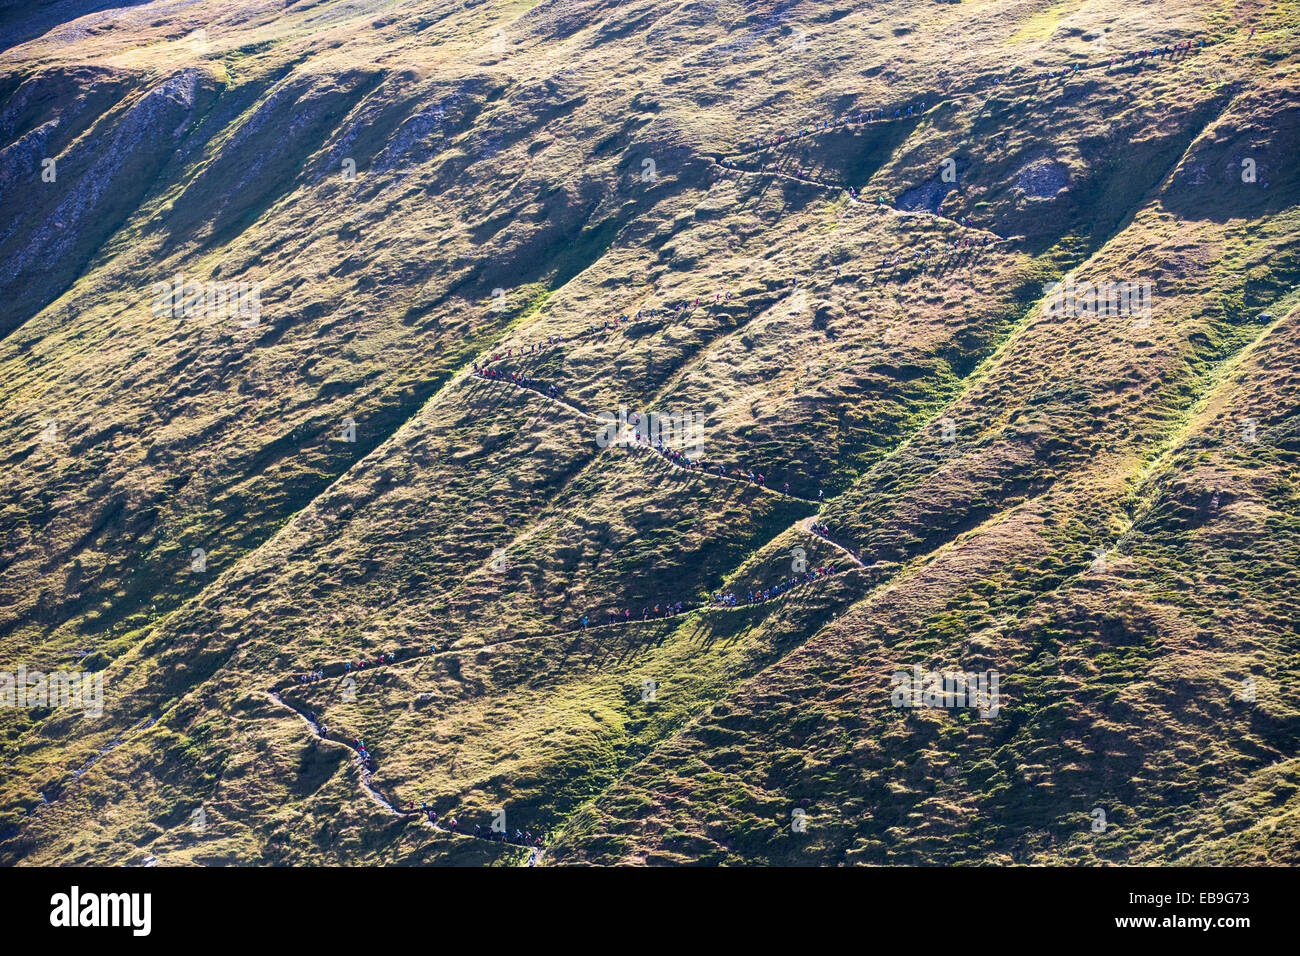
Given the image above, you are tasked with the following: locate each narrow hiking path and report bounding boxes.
[272,546,861,701]
[262,541,857,858]
[262,549,859,858]
[2,31,1257,866]
[267,689,543,856]
[269,691,395,813]
[800,516,866,569]
[264,28,1254,866]
[467,370,825,504]
[1,715,160,835]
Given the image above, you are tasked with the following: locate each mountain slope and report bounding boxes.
[1,0,1297,866]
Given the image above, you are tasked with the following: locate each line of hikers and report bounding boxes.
[1030,39,1207,82]
[343,652,395,672]
[472,364,560,400]
[407,803,546,848]
[476,335,566,367]
[582,603,684,629]
[712,563,841,608]
[633,423,755,482]
[354,737,371,769]
[622,412,828,501]
[288,649,397,686]
[1098,38,1207,72]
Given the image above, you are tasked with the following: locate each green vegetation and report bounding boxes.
[0,0,1297,866]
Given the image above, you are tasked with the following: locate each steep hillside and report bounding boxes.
[0,0,1297,866]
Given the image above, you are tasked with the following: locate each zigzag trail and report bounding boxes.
[266,686,548,860]
[264,356,875,853]
[262,36,1229,860]
[461,237,1002,494]
[9,334,864,853]
[467,370,827,503]
[263,553,860,857]
[266,344,874,856]
[237,34,1241,864]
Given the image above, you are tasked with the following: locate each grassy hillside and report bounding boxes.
[0,0,1297,866]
